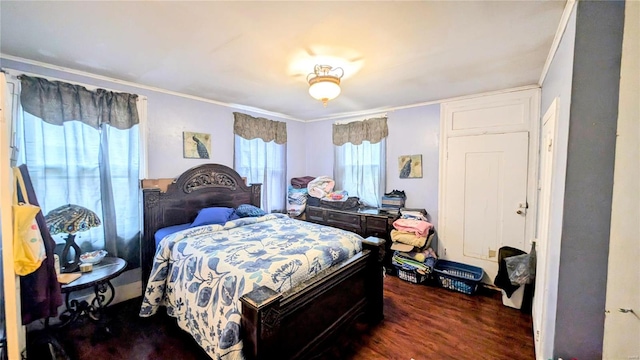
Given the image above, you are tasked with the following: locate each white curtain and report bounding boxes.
[234,135,286,213]
[16,108,140,267]
[333,139,386,207]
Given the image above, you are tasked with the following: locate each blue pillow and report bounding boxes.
[191,207,235,227]
[228,210,241,221]
[235,204,267,218]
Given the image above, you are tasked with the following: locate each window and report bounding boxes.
[234,136,286,212]
[334,139,386,207]
[332,117,388,208]
[232,112,287,213]
[14,75,143,267]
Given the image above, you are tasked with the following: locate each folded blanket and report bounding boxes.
[288,186,308,205]
[394,247,437,262]
[307,176,335,199]
[392,218,433,237]
[400,210,428,222]
[390,229,428,248]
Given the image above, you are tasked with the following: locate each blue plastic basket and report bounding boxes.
[392,253,436,284]
[434,260,484,295]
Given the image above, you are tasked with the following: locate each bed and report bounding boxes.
[139,164,385,360]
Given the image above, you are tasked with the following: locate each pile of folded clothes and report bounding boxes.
[392,248,438,275]
[287,186,308,217]
[390,210,438,275]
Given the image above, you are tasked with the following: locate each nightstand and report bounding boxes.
[48,257,127,342]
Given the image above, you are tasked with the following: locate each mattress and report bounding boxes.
[140,213,363,360]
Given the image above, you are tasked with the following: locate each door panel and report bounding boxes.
[444,132,529,281]
[533,98,558,357]
[463,152,502,260]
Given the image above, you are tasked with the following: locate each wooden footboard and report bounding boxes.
[240,236,385,360]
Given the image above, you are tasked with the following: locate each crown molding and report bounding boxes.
[538,0,577,86]
[0,53,304,122]
[308,84,540,123]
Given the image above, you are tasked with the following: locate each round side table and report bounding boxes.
[56,257,127,328]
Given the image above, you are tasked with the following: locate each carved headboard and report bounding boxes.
[140,163,261,285]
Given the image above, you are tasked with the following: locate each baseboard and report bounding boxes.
[108,280,142,306]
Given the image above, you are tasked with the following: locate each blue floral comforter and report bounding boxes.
[139,213,362,360]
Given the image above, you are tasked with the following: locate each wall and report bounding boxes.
[304,105,441,227]
[538,6,576,359]
[553,1,625,358]
[386,106,440,225]
[602,0,640,355]
[0,58,306,180]
[303,120,334,178]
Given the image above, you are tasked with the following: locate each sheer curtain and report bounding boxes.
[233,112,287,213]
[334,139,386,207]
[16,76,141,267]
[234,136,286,212]
[333,117,388,208]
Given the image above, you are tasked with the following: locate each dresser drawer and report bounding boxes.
[326,211,361,230]
[306,207,324,222]
[366,216,388,232]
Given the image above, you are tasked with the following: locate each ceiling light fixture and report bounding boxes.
[307,64,344,107]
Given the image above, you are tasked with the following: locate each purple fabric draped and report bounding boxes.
[16,164,62,324]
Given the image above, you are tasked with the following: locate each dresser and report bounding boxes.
[303,206,398,272]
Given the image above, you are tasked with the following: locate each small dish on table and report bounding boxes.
[80,250,108,265]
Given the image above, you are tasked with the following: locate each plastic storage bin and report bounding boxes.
[396,267,428,284]
[392,253,436,284]
[434,259,484,295]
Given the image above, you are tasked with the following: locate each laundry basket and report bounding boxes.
[434,260,484,295]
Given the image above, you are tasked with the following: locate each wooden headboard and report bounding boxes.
[140,163,261,285]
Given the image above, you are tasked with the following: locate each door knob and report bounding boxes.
[516,210,523,214]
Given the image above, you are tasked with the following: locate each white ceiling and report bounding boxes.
[0,1,566,121]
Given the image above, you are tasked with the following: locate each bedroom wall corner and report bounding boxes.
[386,105,440,227]
[538,4,577,359]
[303,105,441,227]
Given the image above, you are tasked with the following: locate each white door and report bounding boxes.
[532,98,558,358]
[442,132,529,281]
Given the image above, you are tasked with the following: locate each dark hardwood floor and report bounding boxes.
[39,275,535,360]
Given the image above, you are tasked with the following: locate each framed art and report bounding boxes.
[183,132,211,159]
[398,154,422,178]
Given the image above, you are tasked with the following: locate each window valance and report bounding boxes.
[332,117,388,146]
[19,75,139,130]
[233,112,287,144]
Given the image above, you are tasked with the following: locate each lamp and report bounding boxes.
[45,204,101,273]
[307,64,344,107]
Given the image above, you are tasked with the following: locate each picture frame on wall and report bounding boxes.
[398,154,422,178]
[183,131,211,159]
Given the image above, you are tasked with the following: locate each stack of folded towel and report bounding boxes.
[390,211,438,275]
